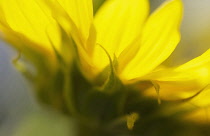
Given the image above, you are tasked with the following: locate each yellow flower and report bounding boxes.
[1,0,210,121]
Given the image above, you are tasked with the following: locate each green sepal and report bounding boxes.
[12,51,35,81]
[94,45,123,94]
[101,55,123,93]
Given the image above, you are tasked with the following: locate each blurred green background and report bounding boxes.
[0,0,210,135]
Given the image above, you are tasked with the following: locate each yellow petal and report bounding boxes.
[0,0,60,52]
[184,106,210,123]
[0,24,58,73]
[145,49,210,100]
[42,0,96,77]
[121,0,183,80]
[44,0,94,52]
[57,0,93,44]
[183,87,210,124]
[189,87,210,108]
[93,0,149,71]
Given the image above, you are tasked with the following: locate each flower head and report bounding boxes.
[1,0,210,124]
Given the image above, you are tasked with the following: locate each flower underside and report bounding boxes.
[0,0,210,123]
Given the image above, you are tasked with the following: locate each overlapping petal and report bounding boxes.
[121,0,183,80]
[43,0,94,52]
[56,0,93,44]
[93,0,149,71]
[39,0,96,77]
[145,49,210,100]
[184,106,210,123]
[58,0,93,40]
[0,0,60,52]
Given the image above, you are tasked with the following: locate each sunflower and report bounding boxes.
[1,0,210,125]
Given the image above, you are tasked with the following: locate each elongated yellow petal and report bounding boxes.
[0,0,60,52]
[121,0,183,80]
[44,0,94,51]
[189,88,210,108]
[0,24,58,73]
[184,106,210,123]
[93,0,149,71]
[145,49,210,100]
[182,87,210,123]
[57,0,93,44]
[40,0,96,78]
